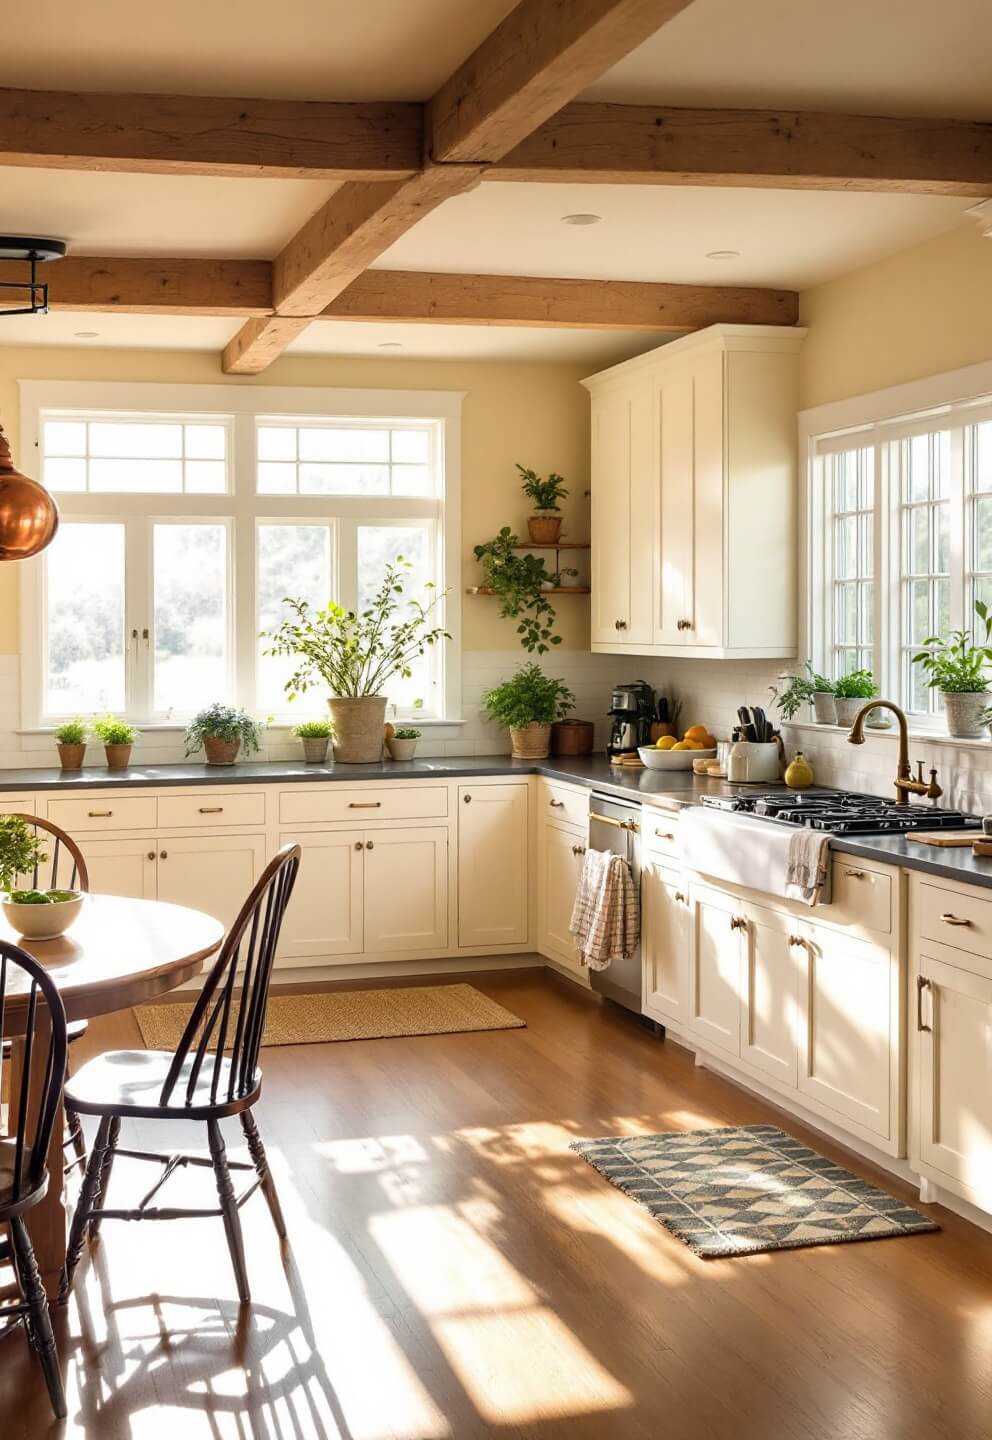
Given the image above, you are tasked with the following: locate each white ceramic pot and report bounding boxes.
[301,736,330,764]
[327,695,387,763]
[727,740,781,784]
[811,692,837,725]
[832,696,869,726]
[386,737,418,761]
[942,691,988,739]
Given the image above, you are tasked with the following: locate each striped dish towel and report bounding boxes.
[569,849,640,971]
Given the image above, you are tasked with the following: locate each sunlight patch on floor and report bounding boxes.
[545,1185,692,1287]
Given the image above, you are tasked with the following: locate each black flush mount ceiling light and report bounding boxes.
[0,236,66,316]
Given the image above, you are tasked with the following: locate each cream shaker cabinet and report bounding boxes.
[584,323,804,659]
[641,856,689,1027]
[538,821,586,977]
[458,782,529,948]
[81,832,266,929]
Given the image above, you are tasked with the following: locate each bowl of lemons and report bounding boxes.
[639,726,717,770]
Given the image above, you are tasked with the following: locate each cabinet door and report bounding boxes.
[80,836,157,900]
[916,954,992,1206]
[276,830,364,962]
[538,822,585,974]
[741,903,800,1085]
[155,833,266,934]
[458,784,528,947]
[590,388,631,644]
[798,925,894,1140]
[688,884,742,1057]
[626,379,656,645]
[364,827,448,953]
[642,857,688,1025]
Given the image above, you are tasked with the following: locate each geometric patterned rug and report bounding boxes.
[571,1124,940,1258]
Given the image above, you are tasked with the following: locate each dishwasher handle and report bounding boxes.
[589,811,639,832]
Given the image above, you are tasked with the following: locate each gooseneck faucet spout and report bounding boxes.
[847,699,942,805]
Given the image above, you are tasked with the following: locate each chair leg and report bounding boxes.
[89,1115,121,1238]
[66,1106,87,1167]
[240,1109,287,1240]
[10,1216,67,1420]
[208,1119,251,1304]
[61,1114,112,1301]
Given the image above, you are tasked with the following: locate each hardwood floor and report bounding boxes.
[3,968,990,1439]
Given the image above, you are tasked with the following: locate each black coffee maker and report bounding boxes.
[607,681,655,758]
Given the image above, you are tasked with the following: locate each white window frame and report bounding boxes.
[801,359,992,730]
[18,380,463,730]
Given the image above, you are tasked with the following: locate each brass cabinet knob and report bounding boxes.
[146,851,156,861]
[366,840,374,850]
[159,850,168,860]
[674,891,686,905]
[571,844,586,856]
[463,794,471,803]
[730,915,747,931]
[676,619,692,631]
[615,619,628,631]
[354,841,363,851]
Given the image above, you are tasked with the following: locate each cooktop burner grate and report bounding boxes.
[700,790,981,836]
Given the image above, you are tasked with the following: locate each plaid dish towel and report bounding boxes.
[569,849,640,971]
[785,828,832,907]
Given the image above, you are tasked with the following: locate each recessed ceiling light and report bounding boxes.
[561,213,602,226]
[74,330,99,339]
[377,341,403,350]
[705,249,741,261]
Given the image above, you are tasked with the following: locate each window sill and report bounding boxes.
[783,719,992,752]
[18,717,468,737]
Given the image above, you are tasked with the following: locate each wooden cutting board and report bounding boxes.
[906,830,982,847]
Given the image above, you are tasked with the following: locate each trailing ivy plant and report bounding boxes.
[473,527,576,655]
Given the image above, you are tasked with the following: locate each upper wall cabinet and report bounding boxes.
[583,324,805,659]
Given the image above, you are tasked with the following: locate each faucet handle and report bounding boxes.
[916,760,925,784]
[927,766,943,801]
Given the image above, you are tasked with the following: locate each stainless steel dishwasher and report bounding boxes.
[587,792,643,1016]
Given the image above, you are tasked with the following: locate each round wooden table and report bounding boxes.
[2,894,224,1292]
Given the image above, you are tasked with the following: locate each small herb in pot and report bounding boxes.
[517,464,568,512]
[54,718,86,745]
[833,668,876,700]
[393,727,421,740]
[184,704,264,758]
[292,719,333,739]
[913,601,992,693]
[91,715,137,746]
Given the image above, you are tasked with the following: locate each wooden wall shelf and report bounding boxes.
[510,541,590,550]
[466,585,591,596]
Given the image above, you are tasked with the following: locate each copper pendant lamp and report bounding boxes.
[0,424,59,561]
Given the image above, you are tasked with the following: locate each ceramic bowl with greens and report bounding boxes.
[1,888,86,940]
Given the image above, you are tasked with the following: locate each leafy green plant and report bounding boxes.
[91,715,137,746]
[393,727,421,740]
[292,718,333,739]
[473,527,576,654]
[770,662,836,719]
[0,816,46,892]
[184,703,264,757]
[482,664,575,731]
[262,557,449,701]
[913,601,992,693]
[54,718,86,745]
[516,464,568,512]
[833,668,876,700]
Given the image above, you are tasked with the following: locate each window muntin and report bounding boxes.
[41,414,229,494]
[256,421,435,497]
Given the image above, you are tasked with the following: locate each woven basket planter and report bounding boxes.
[509,722,552,759]
[328,696,387,763]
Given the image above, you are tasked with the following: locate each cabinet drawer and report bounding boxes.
[158,792,266,829]
[279,786,448,825]
[917,880,992,962]
[0,796,34,816]
[542,780,588,829]
[829,859,892,935]
[643,808,680,860]
[46,794,157,833]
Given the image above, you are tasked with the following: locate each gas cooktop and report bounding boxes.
[700,790,982,836]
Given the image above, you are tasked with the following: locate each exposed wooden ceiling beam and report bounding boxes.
[322,268,798,330]
[46,256,273,315]
[495,102,992,196]
[0,86,422,180]
[429,0,694,164]
[224,0,699,374]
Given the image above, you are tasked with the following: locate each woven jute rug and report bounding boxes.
[135,983,525,1050]
[572,1124,939,1259]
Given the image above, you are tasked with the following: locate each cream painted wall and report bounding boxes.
[799,222,992,409]
[0,346,591,654]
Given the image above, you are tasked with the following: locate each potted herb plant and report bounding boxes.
[517,463,568,544]
[482,663,575,760]
[914,601,992,738]
[832,668,876,726]
[184,703,264,765]
[473,527,575,654]
[771,663,837,725]
[54,718,87,770]
[92,714,137,770]
[262,558,449,764]
[386,727,421,761]
[293,718,333,764]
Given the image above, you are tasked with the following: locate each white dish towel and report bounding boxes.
[677,808,831,907]
[569,848,641,970]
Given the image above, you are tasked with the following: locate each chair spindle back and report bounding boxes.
[4,813,90,894]
[0,940,69,1201]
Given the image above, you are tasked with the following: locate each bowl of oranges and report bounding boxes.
[638,725,717,770]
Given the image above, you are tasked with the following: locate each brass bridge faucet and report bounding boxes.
[846,699,943,805]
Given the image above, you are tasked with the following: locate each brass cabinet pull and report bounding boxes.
[788,934,804,946]
[88,809,113,818]
[614,619,628,631]
[844,868,866,879]
[198,805,224,814]
[348,801,382,809]
[730,915,747,932]
[146,850,156,861]
[365,840,374,850]
[939,912,972,927]
[917,974,932,1032]
[654,829,674,841]
[549,798,565,808]
[159,850,168,860]
[571,844,586,856]
[590,812,639,832]
[676,618,693,632]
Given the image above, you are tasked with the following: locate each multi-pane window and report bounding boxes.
[27,397,452,726]
[811,394,992,723]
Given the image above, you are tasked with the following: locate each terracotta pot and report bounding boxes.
[386,737,418,761]
[104,743,132,770]
[527,513,563,544]
[57,742,85,770]
[328,695,387,763]
[942,691,988,739]
[551,719,594,756]
[509,722,551,759]
[811,692,836,725]
[203,737,241,765]
[301,736,330,764]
